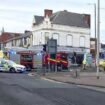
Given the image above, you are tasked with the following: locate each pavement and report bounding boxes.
[38,67,105,88]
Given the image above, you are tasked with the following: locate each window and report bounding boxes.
[12,41,13,46]
[27,37,30,44]
[52,33,59,44]
[39,32,42,44]
[45,32,49,44]
[22,38,24,45]
[13,40,15,46]
[21,55,33,62]
[24,38,27,45]
[67,35,72,46]
[19,39,23,47]
[80,36,85,47]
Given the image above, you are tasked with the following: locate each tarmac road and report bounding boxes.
[0,72,105,105]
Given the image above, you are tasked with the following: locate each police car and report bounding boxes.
[0,59,26,73]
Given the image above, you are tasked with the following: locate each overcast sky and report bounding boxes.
[0,0,105,43]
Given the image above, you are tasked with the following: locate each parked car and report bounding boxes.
[0,59,26,73]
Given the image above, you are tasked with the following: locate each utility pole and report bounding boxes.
[88,3,97,66]
[96,0,100,79]
[94,4,97,67]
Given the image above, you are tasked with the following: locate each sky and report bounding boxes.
[0,0,105,43]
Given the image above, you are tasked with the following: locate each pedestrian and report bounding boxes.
[82,59,86,70]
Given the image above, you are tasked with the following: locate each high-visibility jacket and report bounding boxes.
[83,60,86,64]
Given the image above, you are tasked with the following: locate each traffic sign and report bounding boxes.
[47,39,57,54]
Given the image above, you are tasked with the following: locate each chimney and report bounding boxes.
[24,30,31,33]
[84,14,91,27]
[44,9,53,17]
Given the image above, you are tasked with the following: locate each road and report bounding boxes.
[0,72,105,105]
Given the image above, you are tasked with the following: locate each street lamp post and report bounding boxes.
[94,4,97,67]
[96,0,100,79]
[88,3,97,66]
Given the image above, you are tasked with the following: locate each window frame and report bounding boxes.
[45,32,49,44]
[52,33,59,44]
[79,36,85,47]
[66,34,73,47]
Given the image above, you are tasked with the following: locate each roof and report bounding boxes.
[0,32,23,43]
[10,31,32,41]
[34,10,90,28]
[34,16,44,25]
[0,31,32,43]
[51,11,90,28]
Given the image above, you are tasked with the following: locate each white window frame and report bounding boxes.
[45,32,49,44]
[66,34,73,46]
[79,36,85,47]
[52,33,59,44]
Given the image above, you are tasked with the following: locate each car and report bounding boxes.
[0,59,26,73]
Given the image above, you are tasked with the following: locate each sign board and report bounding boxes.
[47,39,57,54]
[57,46,86,53]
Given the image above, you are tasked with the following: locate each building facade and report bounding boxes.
[32,9,91,53]
[0,31,32,50]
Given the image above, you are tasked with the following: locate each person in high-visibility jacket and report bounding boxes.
[82,59,87,70]
[99,59,105,71]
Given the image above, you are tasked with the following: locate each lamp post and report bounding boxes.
[88,3,97,66]
[94,4,97,66]
[96,0,100,79]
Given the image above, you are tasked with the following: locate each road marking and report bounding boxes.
[41,77,66,84]
[28,73,36,76]
[77,85,105,93]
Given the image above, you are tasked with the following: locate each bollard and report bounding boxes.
[70,64,79,78]
[75,69,78,78]
[55,63,57,72]
[41,64,46,76]
[75,69,79,78]
[43,66,46,76]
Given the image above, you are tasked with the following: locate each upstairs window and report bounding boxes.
[80,36,85,47]
[45,32,49,44]
[67,35,72,46]
[52,33,59,44]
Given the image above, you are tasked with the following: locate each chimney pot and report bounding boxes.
[44,9,53,17]
[84,14,91,27]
